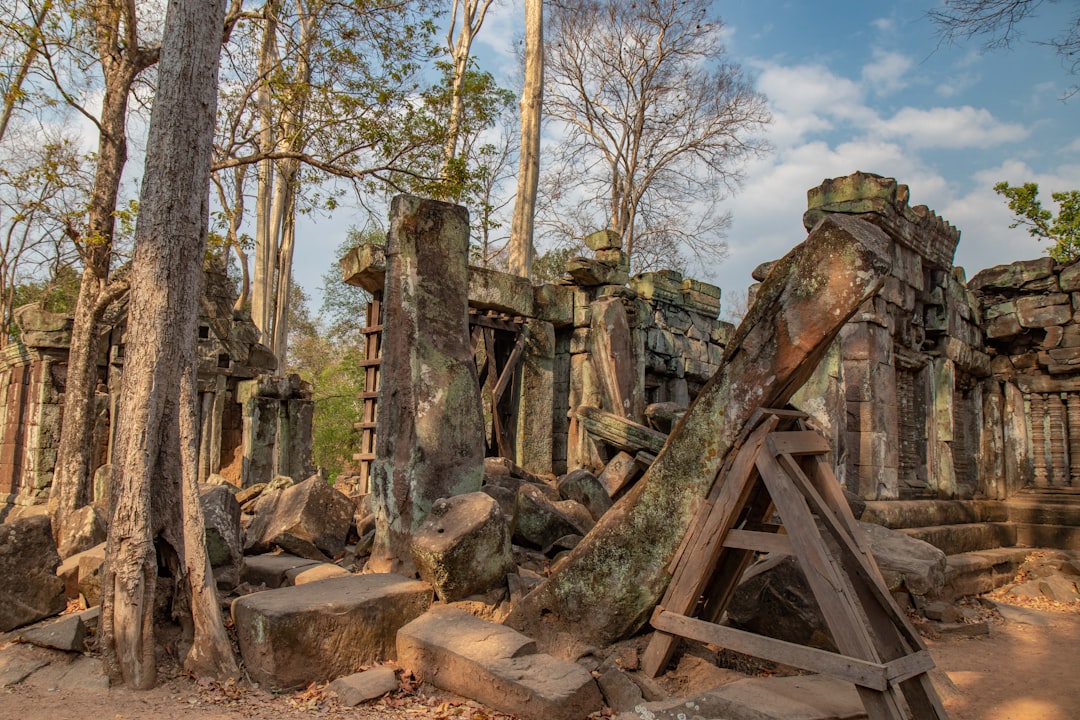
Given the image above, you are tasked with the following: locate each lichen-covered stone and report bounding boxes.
[556,469,612,521]
[410,492,514,602]
[512,484,593,552]
[368,196,484,574]
[505,213,892,649]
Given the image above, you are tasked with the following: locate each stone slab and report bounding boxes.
[617,674,866,720]
[241,553,321,588]
[396,606,602,720]
[232,573,432,690]
[327,665,399,705]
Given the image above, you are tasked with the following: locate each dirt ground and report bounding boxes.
[2,603,1078,720]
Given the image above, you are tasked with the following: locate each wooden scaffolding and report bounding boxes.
[642,409,949,720]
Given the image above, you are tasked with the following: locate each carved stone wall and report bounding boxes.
[971,257,1080,492]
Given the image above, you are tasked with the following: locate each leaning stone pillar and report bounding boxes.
[367,195,485,575]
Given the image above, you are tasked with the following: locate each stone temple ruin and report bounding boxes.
[2,171,1079,720]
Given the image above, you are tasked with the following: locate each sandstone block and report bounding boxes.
[585,229,621,251]
[859,521,946,598]
[396,606,602,720]
[285,563,350,585]
[1060,261,1080,292]
[327,666,399,705]
[410,492,514,602]
[556,469,613,521]
[596,451,640,497]
[969,257,1055,291]
[200,484,242,586]
[244,475,354,561]
[232,573,432,690]
[76,543,107,606]
[241,553,320,588]
[56,504,107,560]
[512,484,593,552]
[15,613,87,652]
[0,515,65,632]
[1016,294,1072,328]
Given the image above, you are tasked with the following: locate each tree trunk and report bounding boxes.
[48,25,146,546]
[508,0,542,278]
[440,0,493,193]
[100,0,235,687]
[252,0,279,343]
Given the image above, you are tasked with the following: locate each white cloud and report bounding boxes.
[874,106,1029,148]
[862,50,913,94]
[872,17,896,33]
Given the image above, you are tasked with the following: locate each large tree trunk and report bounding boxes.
[508,0,542,278]
[505,215,894,651]
[440,0,493,191]
[100,0,235,687]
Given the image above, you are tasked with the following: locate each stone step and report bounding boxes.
[1015,523,1080,550]
[861,500,1007,529]
[943,547,1031,600]
[899,522,1016,555]
[1006,501,1080,526]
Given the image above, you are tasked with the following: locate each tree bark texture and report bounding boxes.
[508,0,542,278]
[505,215,894,650]
[49,0,157,550]
[100,0,235,688]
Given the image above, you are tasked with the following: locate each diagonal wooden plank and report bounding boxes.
[641,417,778,677]
[756,450,908,720]
[777,451,948,718]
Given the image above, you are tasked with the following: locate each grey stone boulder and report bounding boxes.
[512,483,594,552]
[15,613,87,652]
[244,475,354,561]
[200,484,242,587]
[859,520,946,599]
[556,469,613,521]
[410,492,514,602]
[397,606,602,720]
[231,573,432,690]
[727,554,836,652]
[56,504,107,560]
[327,665,399,705]
[0,515,66,632]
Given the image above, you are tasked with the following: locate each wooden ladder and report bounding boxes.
[641,409,949,720]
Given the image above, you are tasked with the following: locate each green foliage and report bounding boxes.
[994,181,1080,263]
[530,245,578,285]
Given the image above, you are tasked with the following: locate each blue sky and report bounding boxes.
[296,0,1080,318]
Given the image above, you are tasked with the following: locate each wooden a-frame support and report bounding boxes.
[641,409,949,720]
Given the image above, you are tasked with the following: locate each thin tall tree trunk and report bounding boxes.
[252,0,279,344]
[101,0,235,687]
[508,0,542,278]
[440,0,493,194]
[0,0,54,143]
[49,36,144,546]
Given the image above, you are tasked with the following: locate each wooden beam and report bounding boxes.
[651,609,890,692]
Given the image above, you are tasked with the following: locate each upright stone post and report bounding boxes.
[367,196,485,575]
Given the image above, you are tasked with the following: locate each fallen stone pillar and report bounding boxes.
[505,214,892,650]
[367,195,485,574]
